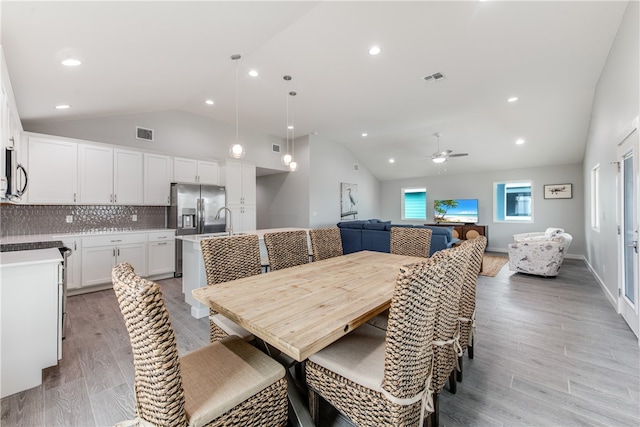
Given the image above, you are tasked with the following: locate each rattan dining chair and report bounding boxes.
[112,263,288,427]
[427,243,472,427]
[309,227,343,261]
[305,249,464,427]
[390,226,433,258]
[263,230,310,271]
[456,236,487,381]
[200,234,262,342]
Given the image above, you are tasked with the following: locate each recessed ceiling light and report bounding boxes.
[248,70,258,77]
[516,138,525,145]
[362,133,368,137]
[389,158,395,163]
[61,58,81,67]
[55,104,70,110]
[205,99,214,105]
[508,96,518,103]
[369,46,381,56]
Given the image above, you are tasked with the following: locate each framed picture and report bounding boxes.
[340,182,358,219]
[544,183,572,199]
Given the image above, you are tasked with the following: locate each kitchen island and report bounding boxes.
[176,227,309,318]
[0,248,62,398]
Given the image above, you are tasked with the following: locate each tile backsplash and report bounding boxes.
[0,204,166,236]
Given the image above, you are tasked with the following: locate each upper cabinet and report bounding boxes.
[173,157,219,185]
[78,145,143,205]
[27,137,78,204]
[224,161,256,206]
[144,153,172,206]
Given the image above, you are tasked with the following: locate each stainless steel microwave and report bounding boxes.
[2,145,28,200]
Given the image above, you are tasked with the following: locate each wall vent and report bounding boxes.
[136,126,154,141]
[423,72,446,83]
[272,143,281,153]
[353,163,360,172]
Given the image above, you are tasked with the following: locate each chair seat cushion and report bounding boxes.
[308,323,386,393]
[180,336,285,427]
[211,313,254,341]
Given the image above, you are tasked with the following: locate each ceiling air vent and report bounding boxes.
[136,126,154,141]
[272,143,281,153]
[423,72,446,83]
[353,163,360,172]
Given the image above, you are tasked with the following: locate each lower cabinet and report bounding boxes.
[147,230,176,276]
[81,233,147,287]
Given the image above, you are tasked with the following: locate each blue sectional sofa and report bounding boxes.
[337,219,459,257]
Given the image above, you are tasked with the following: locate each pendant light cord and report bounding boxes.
[235,58,239,143]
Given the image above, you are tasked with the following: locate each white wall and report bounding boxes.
[24,109,289,172]
[256,134,381,228]
[583,1,639,305]
[256,137,310,229]
[308,134,380,227]
[381,163,585,255]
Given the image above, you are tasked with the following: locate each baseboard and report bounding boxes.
[584,258,617,310]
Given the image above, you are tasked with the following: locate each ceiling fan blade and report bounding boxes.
[448,153,469,158]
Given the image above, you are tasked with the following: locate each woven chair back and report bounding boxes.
[264,230,310,271]
[427,243,472,393]
[458,236,487,350]
[112,263,187,427]
[200,234,262,285]
[309,227,343,261]
[390,227,433,258]
[382,254,452,403]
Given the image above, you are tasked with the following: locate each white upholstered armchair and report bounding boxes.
[508,228,573,277]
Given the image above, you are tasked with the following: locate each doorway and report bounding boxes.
[617,126,639,340]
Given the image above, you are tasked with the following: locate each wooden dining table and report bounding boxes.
[192,250,426,362]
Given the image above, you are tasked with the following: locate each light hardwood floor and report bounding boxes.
[1,256,639,426]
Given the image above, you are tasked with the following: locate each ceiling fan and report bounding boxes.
[431,132,468,163]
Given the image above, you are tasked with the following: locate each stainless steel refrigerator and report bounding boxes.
[168,183,226,277]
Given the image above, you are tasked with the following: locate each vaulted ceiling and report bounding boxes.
[1,1,629,180]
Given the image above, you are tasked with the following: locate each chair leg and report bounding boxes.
[429,393,440,427]
[468,336,474,359]
[308,389,320,423]
[448,369,457,394]
[457,356,463,382]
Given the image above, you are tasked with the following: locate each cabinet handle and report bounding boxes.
[73,193,76,203]
[74,242,77,250]
[167,196,170,204]
[110,194,113,203]
[117,248,120,256]
[158,242,168,246]
[111,239,122,242]
[113,248,116,257]
[114,194,117,203]
[157,236,167,239]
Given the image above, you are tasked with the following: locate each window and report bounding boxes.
[591,165,600,230]
[402,187,426,220]
[494,180,533,222]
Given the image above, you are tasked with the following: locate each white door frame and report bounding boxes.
[617,118,639,344]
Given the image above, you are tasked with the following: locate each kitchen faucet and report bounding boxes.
[214,207,233,236]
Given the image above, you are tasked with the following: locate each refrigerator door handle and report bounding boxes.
[198,197,205,234]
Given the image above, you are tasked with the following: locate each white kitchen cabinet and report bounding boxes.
[223,161,256,232]
[27,137,78,204]
[147,230,175,276]
[61,238,82,290]
[79,145,143,205]
[173,157,219,184]
[81,233,147,287]
[144,153,172,205]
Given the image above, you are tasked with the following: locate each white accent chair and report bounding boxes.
[508,228,573,277]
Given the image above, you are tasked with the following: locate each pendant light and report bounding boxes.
[288,90,298,172]
[282,75,292,166]
[229,54,245,159]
